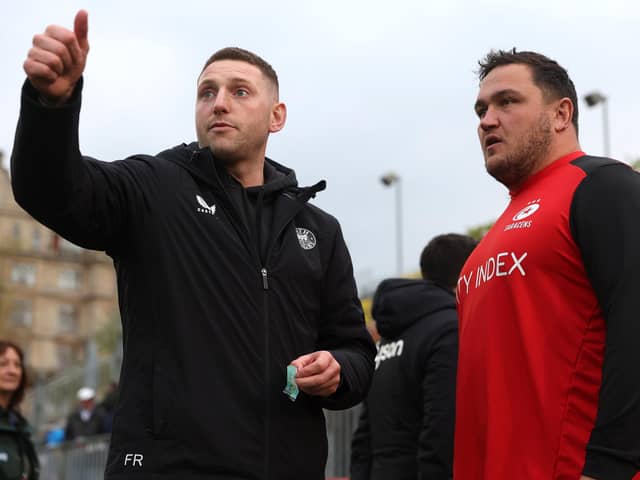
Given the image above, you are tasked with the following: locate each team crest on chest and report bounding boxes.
[504,199,541,231]
[512,199,541,221]
[296,228,317,250]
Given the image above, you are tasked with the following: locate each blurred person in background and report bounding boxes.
[64,386,107,442]
[351,234,477,480]
[98,381,119,433]
[0,340,39,480]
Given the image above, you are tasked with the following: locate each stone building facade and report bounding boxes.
[0,155,118,379]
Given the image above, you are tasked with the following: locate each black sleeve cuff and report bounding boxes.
[22,77,83,109]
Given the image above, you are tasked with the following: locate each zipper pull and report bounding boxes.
[261,268,269,290]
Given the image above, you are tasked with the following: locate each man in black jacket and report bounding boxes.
[64,387,107,442]
[13,10,375,480]
[351,233,477,480]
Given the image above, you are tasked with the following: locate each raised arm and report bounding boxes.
[12,10,156,253]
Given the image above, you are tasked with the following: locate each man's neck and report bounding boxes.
[530,137,582,179]
[226,157,266,188]
[545,139,582,168]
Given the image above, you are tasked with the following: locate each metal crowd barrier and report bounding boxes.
[36,406,361,479]
[38,434,110,480]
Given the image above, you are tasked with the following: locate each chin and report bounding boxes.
[484,154,504,175]
[210,147,242,164]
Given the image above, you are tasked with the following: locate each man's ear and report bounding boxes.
[554,97,574,133]
[270,102,287,133]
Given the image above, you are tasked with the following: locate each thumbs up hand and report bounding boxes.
[23,10,90,104]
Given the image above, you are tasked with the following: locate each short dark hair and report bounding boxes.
[200,47,279,92]
[0,340,28,410]
[420,234,478,289]
[477,48,579,134]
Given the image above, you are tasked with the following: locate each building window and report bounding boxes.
[10,264,36,287]
[32,228,41,250]
[9,300,33,328]
[12,223,21,241]
[58,304,77,333]
[59,270,80,290]
[56,344,73,368]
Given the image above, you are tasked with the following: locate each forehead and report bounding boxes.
[198,59,265,86]
[477,64,539,100]
[0,347,19,361]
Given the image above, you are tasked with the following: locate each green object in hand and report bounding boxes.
[283,365,299,402]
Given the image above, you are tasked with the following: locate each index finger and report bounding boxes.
[289,351,317,369]
[295,352,332,378]
[44,25,83,69]
[45,10,89,69]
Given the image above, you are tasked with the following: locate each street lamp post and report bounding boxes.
[380,172,403,276]
[583,91,610,157]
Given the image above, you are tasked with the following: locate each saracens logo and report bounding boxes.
[296,228,317,250]
[512,200,541,221]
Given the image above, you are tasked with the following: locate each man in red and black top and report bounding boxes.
[455,49,640,480]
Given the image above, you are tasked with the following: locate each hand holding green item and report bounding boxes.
[283,365,299,402]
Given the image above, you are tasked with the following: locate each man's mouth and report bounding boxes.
[484,135,502,150]
[209,122,235,131]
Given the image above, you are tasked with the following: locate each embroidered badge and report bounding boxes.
[296,228,317,250]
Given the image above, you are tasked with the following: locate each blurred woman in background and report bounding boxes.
[0,340,39,480]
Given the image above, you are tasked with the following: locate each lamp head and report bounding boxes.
[584,91,606,107]
[380,172,399,186]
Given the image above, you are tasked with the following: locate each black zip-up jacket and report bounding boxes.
[351,279,457,480]
[0,407,39,480]
[11,80,375,480]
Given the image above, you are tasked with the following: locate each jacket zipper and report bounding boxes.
[262,267,270,480]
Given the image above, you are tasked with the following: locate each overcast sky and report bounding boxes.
[2,0,639,293]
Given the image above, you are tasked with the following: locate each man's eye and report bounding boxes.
[476,108,487,118]
[235,89,249,97]
[201,90,215,99]
[501,98,515,106]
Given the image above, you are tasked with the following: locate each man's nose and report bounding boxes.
[213,89,230,114]
[479,105,499,131]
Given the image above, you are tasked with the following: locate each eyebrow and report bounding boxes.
[197,76,254,88]
[474,88,522,112]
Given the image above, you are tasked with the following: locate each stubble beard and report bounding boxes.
[206,129,269,166]
[486,113,553,190]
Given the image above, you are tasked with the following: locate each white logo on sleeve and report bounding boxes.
[374,339,404,369]
[296,228,317,250]
[196,195,216,215]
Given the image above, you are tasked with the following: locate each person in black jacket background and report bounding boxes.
[13,10,375,480]
[0,340,39,480]
[351,233,477,480]
[64,387,107,442]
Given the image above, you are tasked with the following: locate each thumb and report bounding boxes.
[74,9,89,52]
